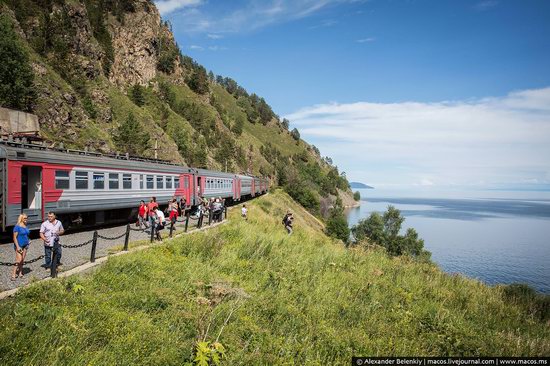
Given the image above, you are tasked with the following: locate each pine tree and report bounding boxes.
[130,84,145,107]
[0,15,35,112]
[113,113,150,155]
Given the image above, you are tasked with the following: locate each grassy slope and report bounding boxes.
[0,191,548,365]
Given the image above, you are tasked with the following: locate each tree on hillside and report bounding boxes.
[232,114,245,136]
[130,84,145,107]
[353,191,361,201]
[114,113,150,155]
[188,65,209,94]
[257,97,274,125]
[157,34,179,74]
[281,118,290,130]
[0,15,36,112]
[325,197,350,244]
[290,128,300,141]
[351,206,430,258]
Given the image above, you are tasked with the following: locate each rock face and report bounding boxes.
[109,0,177,87]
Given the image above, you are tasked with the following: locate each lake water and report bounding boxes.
[345,189,550,293]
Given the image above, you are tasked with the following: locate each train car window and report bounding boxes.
[75,171,89,190]
[146,175,154,189]
[93,172,105,189]
[140,175,144,190]
[166,176,172,189]
[157,176,164,189]
[184,176,189,188]
[174,177,180,189]
[55,171,70,189]
[109,173,119,189]
[123,174,132,189]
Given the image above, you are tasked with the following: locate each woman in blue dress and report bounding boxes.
[12,214,31,280]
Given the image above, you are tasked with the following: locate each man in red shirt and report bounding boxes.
[147,197,158,228]
[138,200,148,229]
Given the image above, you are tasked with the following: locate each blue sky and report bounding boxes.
[156,0,550,192]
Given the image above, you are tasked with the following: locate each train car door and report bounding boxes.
[234,176,240,200]
[0,158,5,232]
[196,176,203,202]
[21,165,43,226]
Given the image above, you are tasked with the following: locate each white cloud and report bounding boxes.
[156,0,360,34]
[284,87,550,188]
[155,0,202,15]
[474,0,498,11]
[207,34,224,39]
[189,44,204,50]
[208,45,228,51]
[356,37,375,43]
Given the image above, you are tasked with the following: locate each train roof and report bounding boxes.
[0,140,195,174]
[195,168,237,178]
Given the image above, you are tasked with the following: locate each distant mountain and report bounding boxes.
[350,182,374,189]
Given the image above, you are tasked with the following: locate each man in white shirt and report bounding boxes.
[40,211,64,270]
[241,204,248,221]
[154,208,165,240]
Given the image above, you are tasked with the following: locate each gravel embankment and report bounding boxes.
[0,216,205,292]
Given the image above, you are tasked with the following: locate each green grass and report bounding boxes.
[0,190,548,365]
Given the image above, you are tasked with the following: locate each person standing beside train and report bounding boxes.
[168,198,179,225]
[11,214,31,280]
[179,196,187,216]
[138,200,148,229]
[40,212,64,270]
[147,197,158,228]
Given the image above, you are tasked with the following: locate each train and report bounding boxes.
[0,140,269,232]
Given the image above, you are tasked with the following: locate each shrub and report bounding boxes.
[353,191,361,201]
[290,128,300,141]
[351,206,430,258]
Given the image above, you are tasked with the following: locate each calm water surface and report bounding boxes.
[345,189,550,293]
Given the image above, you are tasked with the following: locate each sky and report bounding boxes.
[155,0,550,192]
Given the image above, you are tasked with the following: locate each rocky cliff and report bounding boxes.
[0,0,353,215]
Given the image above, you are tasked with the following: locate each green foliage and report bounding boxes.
[157,34,179,74]
[325,198,350,243]
[352,206,430,258]
[502,284,550,321]
[281,118,290,130]
[158,80,176,105]
[103,0,136,23]
[113,112,150,155]
[188,64,209,95]
[81,96,97,119]
[352,211,385,244]
[290,128,300,141]
[353,191,360,201]
[285,180,320,214]
[84,0,114,76]
[231,114,245,136]
[0,191,547,364]
[236,96,258,123]
[130,84,145,107]
[0,14,35,111]
[192,341,225,366]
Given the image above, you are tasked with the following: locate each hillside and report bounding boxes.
[0,0,353,214]
[0,190,547,364]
